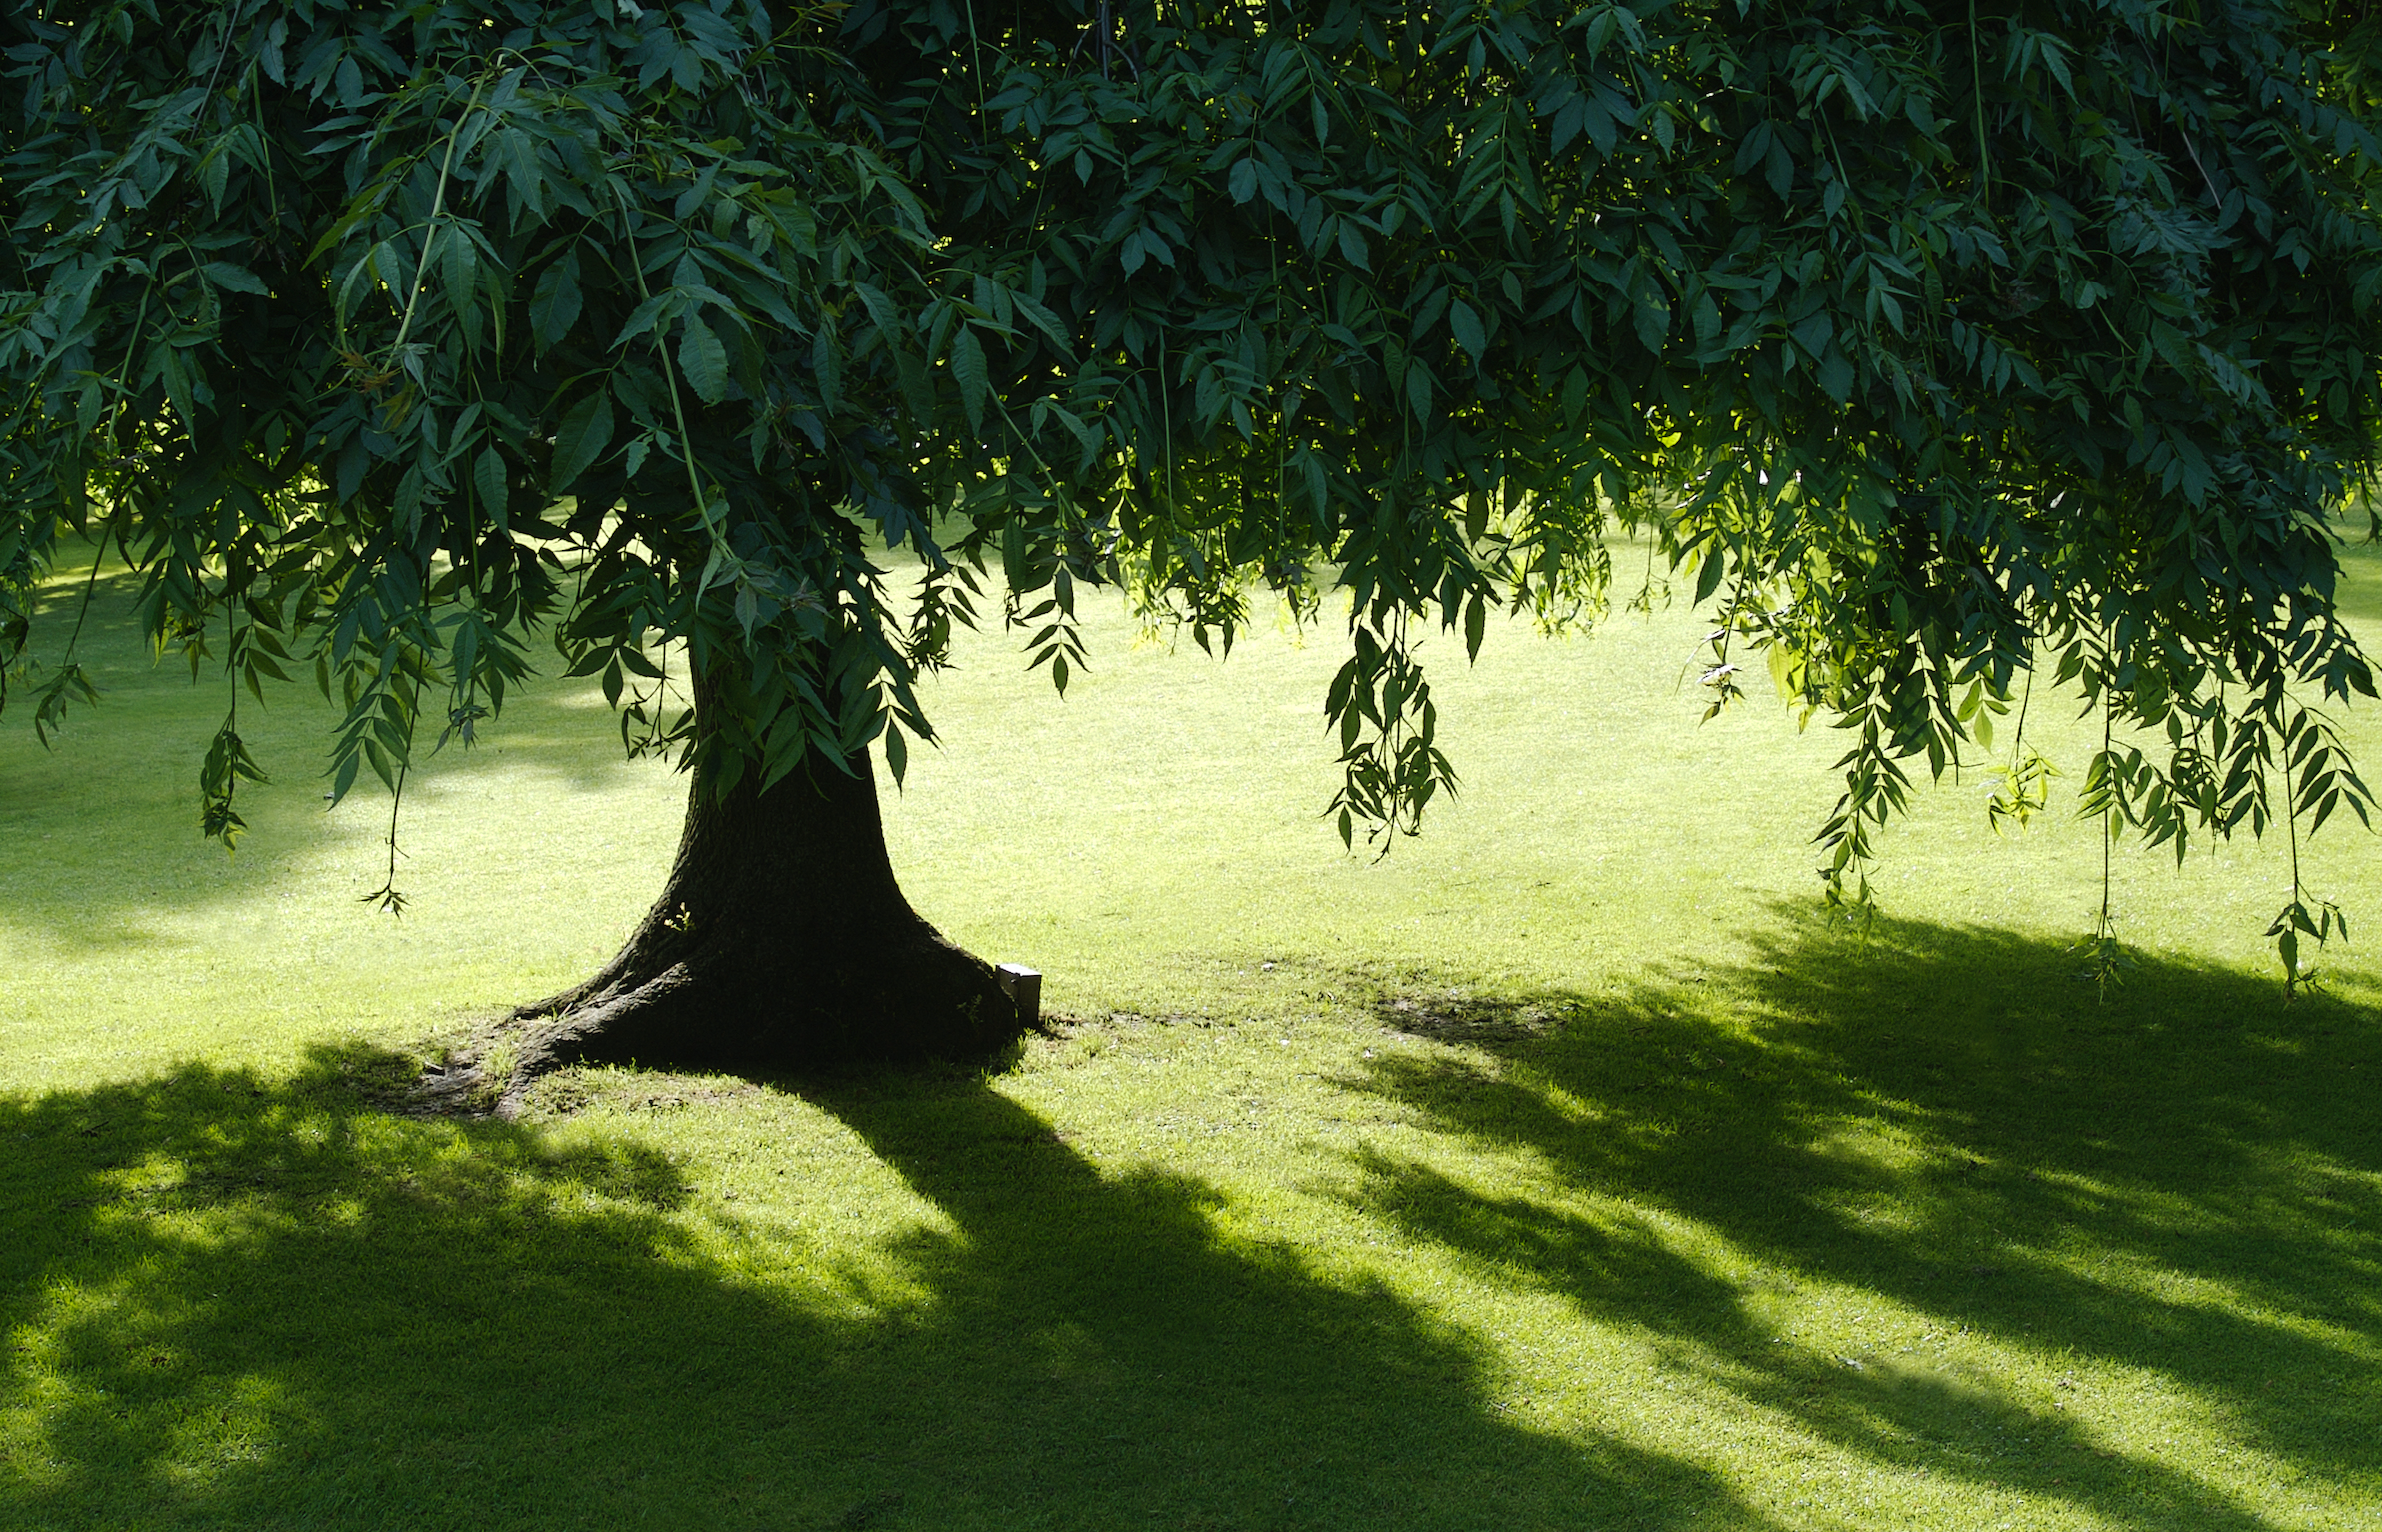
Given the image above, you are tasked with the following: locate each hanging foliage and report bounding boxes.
[5,0,2380,993]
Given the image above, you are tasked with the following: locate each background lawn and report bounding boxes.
[1,536,2377,1530]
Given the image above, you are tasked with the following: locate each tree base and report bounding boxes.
[511,918,1022,1072]
[448,745,1025,1103]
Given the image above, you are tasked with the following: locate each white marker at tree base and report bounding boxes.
[995,965,1042,1028]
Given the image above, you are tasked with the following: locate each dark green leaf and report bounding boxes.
[1448,300,1486,361]
[678,316,730,406]
[1694,550,1725,605]
[473,446,507,526]
[530,252,583,353]
[550,392,614,490]
[953,327,989,432]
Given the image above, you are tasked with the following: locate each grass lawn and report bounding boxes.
[2,536,2378,1530]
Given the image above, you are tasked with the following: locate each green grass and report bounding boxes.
[2,540,2378,1529]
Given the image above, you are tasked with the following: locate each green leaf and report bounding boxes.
[812,325,842,407]
[1448,300,1487,361]
[952,327,989,432]
[441,230,480,332]
[2039,35,2074,97]
[612,291,679,348]
[329,751,360,807]
[1694,549,1725,605]
[1337,221,1371,271]
[202,262,271,296]
[550,392,614,490]
[1633,287,1670,354]
[530,253,582,353]
[1817,348,1855,403]
[473,446,507,527]
[678,316,730,405]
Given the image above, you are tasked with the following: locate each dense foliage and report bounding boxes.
[5,0,2380,980]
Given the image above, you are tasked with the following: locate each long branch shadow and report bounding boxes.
[1343,915,2382,1527]
[1,1045,1766,1531]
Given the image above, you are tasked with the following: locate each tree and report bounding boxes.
[5,0,2380,1072]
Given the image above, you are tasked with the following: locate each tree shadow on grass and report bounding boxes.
[8,919,2374,1530]
[1,1046,1757,1532]
[1343,915,2382,1528]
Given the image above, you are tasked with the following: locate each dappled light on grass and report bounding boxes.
[3,918,2375,1529]
[1334,916,2381,1528]
[4,1050,1740,1530]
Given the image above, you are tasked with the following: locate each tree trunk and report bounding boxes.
[505,741,1024,1074]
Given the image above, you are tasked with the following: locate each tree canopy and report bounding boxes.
[6,0,2382,990]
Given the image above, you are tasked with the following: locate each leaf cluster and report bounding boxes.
[4,0,2380,981]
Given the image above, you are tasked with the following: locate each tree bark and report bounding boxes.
[505,740,1024,1073]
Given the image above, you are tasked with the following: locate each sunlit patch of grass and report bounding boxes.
[2,537,2379,1527]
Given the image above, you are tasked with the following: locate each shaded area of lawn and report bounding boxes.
[3,917,2377,1529]
[1346,915,2381,1526]
[0,1059,1735,1531]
